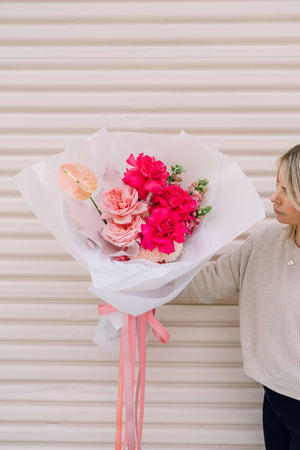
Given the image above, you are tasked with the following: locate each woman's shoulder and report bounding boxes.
[233,222,287,270]
[247,221,286,247]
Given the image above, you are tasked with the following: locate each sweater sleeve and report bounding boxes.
[179,235,254,304]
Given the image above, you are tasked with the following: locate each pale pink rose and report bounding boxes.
[97,185,148,224]
[101,215,143,248]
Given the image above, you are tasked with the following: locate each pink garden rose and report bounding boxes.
[102,214,143,248]
[122,153,169,200]
[140,207,186,254]
[151,185,197,221]
[98,184,148,224]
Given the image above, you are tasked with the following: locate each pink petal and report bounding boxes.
[126,153,137,168]
[133,201,148,215]
[123,170,145,190]
[111,214,133,224]
[144,179,163,193]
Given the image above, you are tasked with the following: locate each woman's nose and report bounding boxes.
[270,188,280,204]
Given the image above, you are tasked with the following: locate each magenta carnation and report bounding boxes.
[140,207,186,255]
[151,185,197,221]
[122,153,169,200]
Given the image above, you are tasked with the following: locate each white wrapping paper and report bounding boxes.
[15,128,265,352]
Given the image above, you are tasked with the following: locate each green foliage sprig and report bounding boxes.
[193,178,209,194]
[167,164,185,184]
[196,205,212,217]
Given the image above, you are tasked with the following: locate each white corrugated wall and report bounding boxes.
[1,1,300,448]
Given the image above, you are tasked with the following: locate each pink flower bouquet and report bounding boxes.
[15,128,264,316]
[14,128,265,450]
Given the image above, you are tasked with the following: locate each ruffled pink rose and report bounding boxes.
[97,185,148,224]
[122,153,169,200]
[152,185,197,221]
[140,207,186,254]
[102,214,143,248]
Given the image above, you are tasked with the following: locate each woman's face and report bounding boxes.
[270,165,300,226]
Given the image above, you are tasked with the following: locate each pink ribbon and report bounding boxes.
[98,303,170,450]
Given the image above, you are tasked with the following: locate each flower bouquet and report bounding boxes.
[14,128,265,450]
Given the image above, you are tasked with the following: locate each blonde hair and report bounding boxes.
[278,145,300,239]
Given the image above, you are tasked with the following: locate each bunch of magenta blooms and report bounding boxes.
[57,152,212,264]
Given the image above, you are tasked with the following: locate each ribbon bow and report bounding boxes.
[98,303,170,450]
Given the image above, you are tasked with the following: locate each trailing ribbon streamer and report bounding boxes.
[98,303,170,449]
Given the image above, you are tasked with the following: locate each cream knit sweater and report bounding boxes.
[180,223,300,401]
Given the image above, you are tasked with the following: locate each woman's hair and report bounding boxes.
[278,144,300,239]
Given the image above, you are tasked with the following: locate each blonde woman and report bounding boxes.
[181,145,300,449]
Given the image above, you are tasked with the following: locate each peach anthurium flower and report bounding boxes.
[57,163,98,201]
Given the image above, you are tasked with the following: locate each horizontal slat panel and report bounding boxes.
[1,57,300,71]
[1,23,300,44]
[0,403,262,426]
[0,362,252,384]
[0,197,35,214]
[0,156,42,173]
[0,445,261,450]
[0,216,54,239]
[0,381,263,404]
[0,444,264,450]
[0,1,299,22]
[0,343,243,366]
[1,44,300,59]
[0,423,264,446]
[0,238,69,257]
[0,260,86,279]
[0,445,110,450]
[0,113,299,135]
[1,69,300,89]
[0,279,94,300]
[0,323,240,343]
[0,443,264,449]
[2,92,300,112]
[0,135,70,153]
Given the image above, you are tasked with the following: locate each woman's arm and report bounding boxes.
[180,236,253,304]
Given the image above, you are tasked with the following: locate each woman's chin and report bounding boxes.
[274,214,287,224]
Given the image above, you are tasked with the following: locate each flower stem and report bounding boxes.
[90,196,101,214]
[90,196,107,224]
